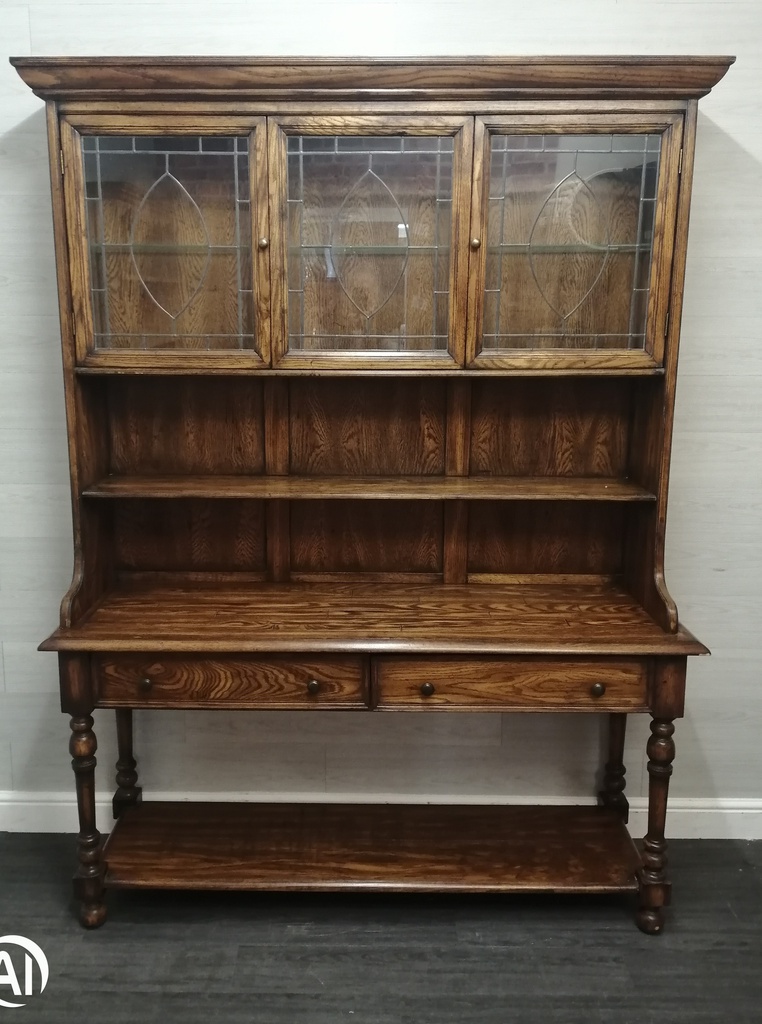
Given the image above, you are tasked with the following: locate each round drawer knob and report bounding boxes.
[258,237,270,250]
[139,677,153,692]
[470,237,482,250]
[307,679,321,696]
[590,682,607,699]
[420,682,436,697]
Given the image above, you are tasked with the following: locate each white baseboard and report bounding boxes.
[1,792,761,839]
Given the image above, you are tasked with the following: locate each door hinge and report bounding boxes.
[677,148,683,175]
[60,149,65,175]
[664,308,670,337]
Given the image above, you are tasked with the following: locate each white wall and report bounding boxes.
[1,1,760,837]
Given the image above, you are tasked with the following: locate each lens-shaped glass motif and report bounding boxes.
[482,133,661,351]
[285,134,454,353]
[82,135,253,351]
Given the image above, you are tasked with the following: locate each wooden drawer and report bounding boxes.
[95,655,368,709]
[374,657,649,711]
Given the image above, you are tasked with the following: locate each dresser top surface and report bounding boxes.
[41,581,706,656]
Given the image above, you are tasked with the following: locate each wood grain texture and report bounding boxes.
[467,502,626,575]
[12,56,735,101]
[290,500,443,574]
[47,106,113,628]
[12,56,727,929]
[264,378,290,581]
[82,474,655,501]
[39,581,707,655]
[470,378,633,477]
[102,802,642,892]
[107,377,265,474]
[289,379,445,475]
[443,380,471,582]
[96,654,368,709]
[624,104,699,632]
[375,656,648,711]
[112,499,266,572]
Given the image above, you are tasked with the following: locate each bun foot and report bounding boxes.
[636,907,664,935]
[78,902,107,929]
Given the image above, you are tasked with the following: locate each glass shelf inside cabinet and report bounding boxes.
[286,134,454,354]
[482,133,661,353]
[82,134,255,352]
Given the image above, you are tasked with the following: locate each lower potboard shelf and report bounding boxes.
[103,802,641,893]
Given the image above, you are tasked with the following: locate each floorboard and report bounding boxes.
[0,835,760,1023]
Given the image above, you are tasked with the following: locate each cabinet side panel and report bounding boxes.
[46,103,113,626]
[624,104,698,631]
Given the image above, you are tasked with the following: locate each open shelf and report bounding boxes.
[83,475,656,502]
[41,580,706,655]
[103,802,642,893]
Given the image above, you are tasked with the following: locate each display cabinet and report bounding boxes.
[11,55,733,932]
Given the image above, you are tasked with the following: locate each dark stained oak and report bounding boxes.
[103,802,642,893]
[83,474,656,501]
[112,708,141,818]
[12,56,734,101]
[469,378,633,477]
[375,656,648,711]
[107,378,266,475]
[290,501,444,575]
[15,56,729,931]
[112,499,267,573]
[40,580,707,655]
[96,653,368,708]
[69,712,107,927]
[289,379,446,475]
[467,502,627,575]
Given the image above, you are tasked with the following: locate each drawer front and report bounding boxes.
[95,655,368,708]
[375,657,649,711]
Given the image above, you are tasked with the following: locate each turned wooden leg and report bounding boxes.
[598,713,629,821]
[70,714,107,928]
[636,716,676,935]
[113,709,142,818]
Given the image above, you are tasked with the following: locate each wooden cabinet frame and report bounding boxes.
[60,113,271,369]
[466,112,684,370]
[12,55,734,935]
[268,114,474,369]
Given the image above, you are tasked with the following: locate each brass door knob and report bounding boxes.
[590,682,606,698]
[139,677,153,692]
[470,237,482,250]
[420,682,436,697]
[307,679,321,696]
[258,237,270,250]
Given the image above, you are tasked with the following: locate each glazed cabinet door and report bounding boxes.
[268,116,474,368]
[60,115,270,368]
[466,114,684,370]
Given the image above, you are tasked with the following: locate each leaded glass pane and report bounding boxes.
[82,135,254,351]
[482,133,661,351]
[286,135,453,353]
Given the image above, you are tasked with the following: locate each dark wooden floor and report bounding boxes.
[1,835,761,1023]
